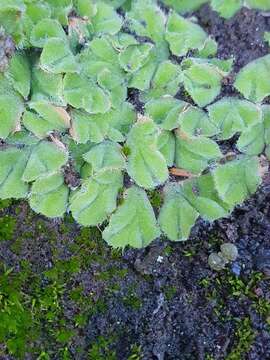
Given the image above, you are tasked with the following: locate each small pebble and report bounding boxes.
[220,243,238,261]
[208,252,227,271]
[231,262,241,276]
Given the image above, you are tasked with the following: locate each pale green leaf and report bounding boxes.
[207,58,234,74]
[246,0,270,10]
[129,57,157,91]
[105,102,136,140]
[166,12,208,56]
[69,109,108,144]
[31,172,64,194]
[22,141,68,182]
[97,68,127,109]
[0,94,24,139]
[127,0,167,44]
[237,123,265,155]
[103,186,160,248]
[213,157,261,206]
[71,102,135,144]
[0,0,25,12]
[197,37,218,58]
[6,52,31,99]
[234,54,270,103]
[29,101,70,129]
[175,132,222,174]
[119,43,153,73]
[158,183,199,241]
[207,98,262,140]
[182,174,232,221]
[70,169,123,226]
[142,61,183,101]
[30,184,68,218]
[178,106,219,137]
[145,96,187,130]
[0,8,24,45]
[25,2,52,24]
[46,0,73,25]
[0,148,28,199]
[83,141,125,173]
[5,130,39,146]
[103,0,127,8]
[157,130,175,167]
[182,58,223,107]
[64,137,93,172]
[63,73,111,114]
[30,173,68,217]
[22,110,55,139]
[30,19,66,47]
[126,119,169,189]
[40,38,78,74]
[88,37,120,66]
[74,0,97,18]
[161,0,208,14]
[31,66,66,106]
[111,32,139,49]
[210,0,242,19]
[91,2,122,35]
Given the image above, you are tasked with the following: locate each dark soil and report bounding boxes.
[0,4,270,360]
[196,5,270,73]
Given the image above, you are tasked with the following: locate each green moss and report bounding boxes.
[164,245,173,256]
[122,145,131,157]
[0,199,12,210]
[226,317,255,360]
[88,336,116,360]
[128,344,142,360]
[0,215,16,241]
[56,329,75,344]
[0,265,38,358]
[96,267,128,281]
[147,189,162,208]
[207,235,223,247]
[201,270,270,326]
[199,277,211,288]
[164,285,177,300]
[10,238,23,254]
[123,287,141,310]
[252,297,270,317]
[182,248,196,257]
[70,227,106,267]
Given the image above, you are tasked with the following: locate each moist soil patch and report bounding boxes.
[0,4,270,360]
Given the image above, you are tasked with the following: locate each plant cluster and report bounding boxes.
[0,0,270,248]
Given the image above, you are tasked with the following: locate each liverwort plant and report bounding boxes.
[0,0,269,249]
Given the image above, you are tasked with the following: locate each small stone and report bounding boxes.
[254,287,264,297]
[231,262,241,276]
[208,252,227,271]
[220,243,238,262]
